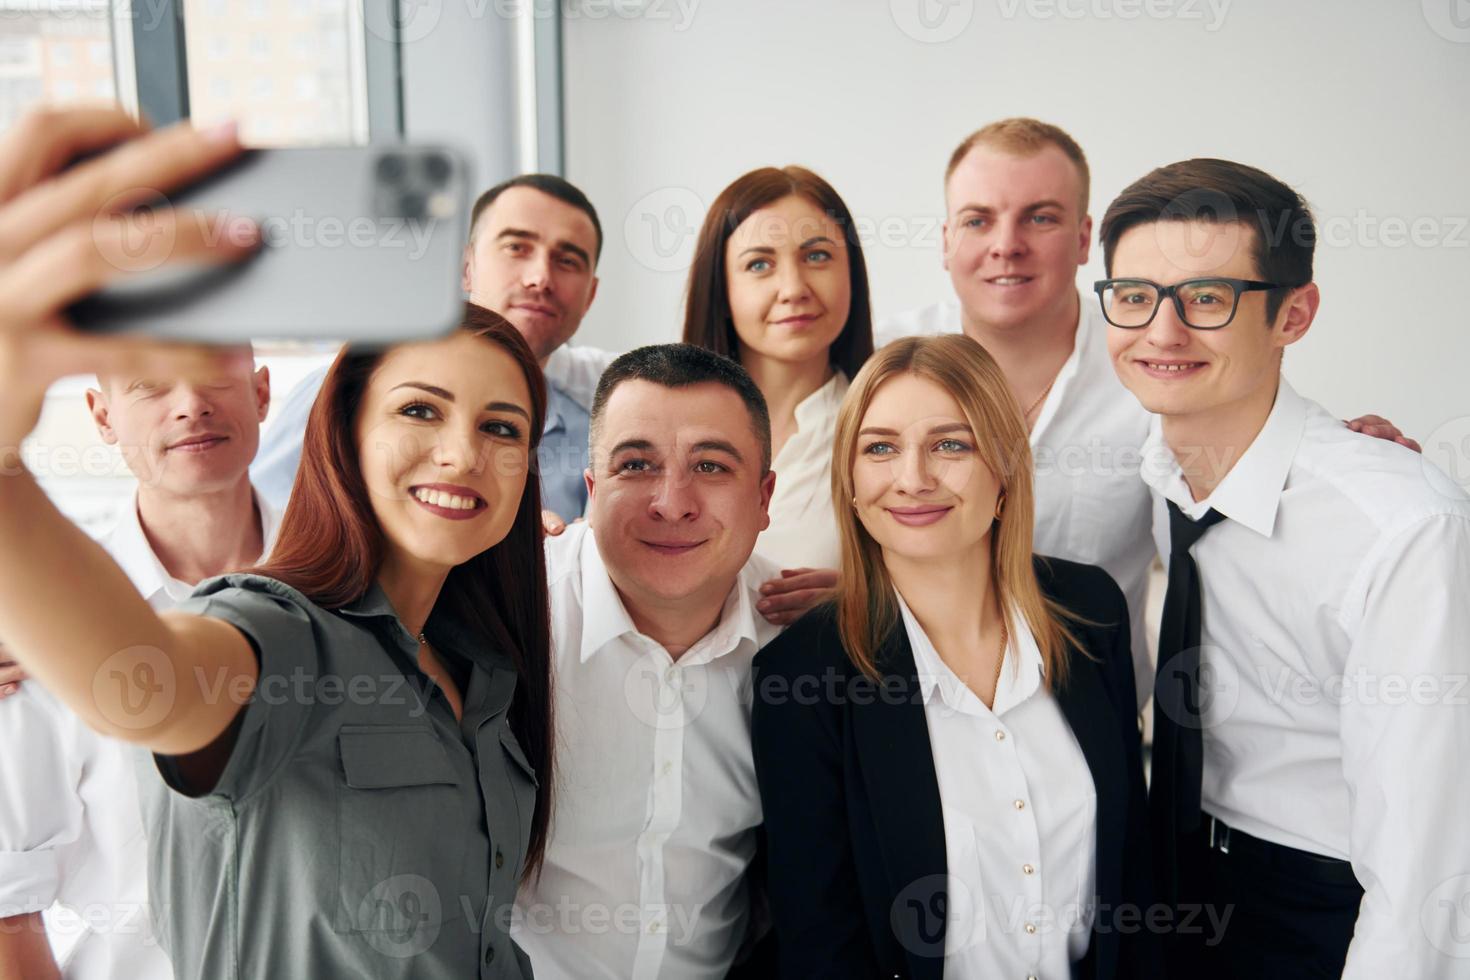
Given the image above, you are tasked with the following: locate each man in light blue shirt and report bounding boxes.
[253,174,602,520]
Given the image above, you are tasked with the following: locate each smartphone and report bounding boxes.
[68,145,471,345]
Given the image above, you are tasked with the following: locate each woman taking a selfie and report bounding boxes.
[0,110,552,979]
[547,165,874,621]
[750,335,1159,979]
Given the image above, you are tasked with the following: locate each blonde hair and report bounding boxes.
[831,334,1082,685]
[945,117,1091,215]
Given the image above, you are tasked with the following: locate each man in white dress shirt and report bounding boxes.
[513,344,782,979]
[1099,157,1470,979]
[876,118,1415,708]
[0,356,276,980]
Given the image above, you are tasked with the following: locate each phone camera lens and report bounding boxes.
[398,191,427,219]
[376,154,408,183]
[421,153,452,185]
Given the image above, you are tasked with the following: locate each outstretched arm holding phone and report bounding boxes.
[0,108,262,757]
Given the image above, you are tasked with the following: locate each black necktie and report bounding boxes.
[1151,500,1226,904]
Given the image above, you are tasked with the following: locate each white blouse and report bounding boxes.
[895,589,1097,979]
[757,371,847,570]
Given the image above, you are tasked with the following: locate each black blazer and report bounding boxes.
[750,556,1161,980]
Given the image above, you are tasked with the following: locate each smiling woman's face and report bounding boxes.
[852,371,1002,567]
[355,330,533,575]
[723,194,851,369]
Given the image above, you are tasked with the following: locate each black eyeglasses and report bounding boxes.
[1093,277,1289,330]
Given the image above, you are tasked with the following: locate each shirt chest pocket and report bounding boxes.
[332,725,472,940]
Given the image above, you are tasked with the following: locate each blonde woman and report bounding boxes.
[750,335,1159,980]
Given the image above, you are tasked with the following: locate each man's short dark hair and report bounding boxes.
[469,173,603,264]
[589,344,772,472]
[1098,158,1315,322]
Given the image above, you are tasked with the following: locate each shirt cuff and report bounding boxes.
[0,850,60,914]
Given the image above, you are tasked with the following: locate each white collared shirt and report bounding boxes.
[760,371,847,569]
[1139,377,1470,978]
[543,346,849,571]
[0,488,277,980]
[514,522,783,979]
[878,292,1157,708]
[895,590,1098,978]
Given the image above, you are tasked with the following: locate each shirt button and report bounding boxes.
[994,730,1006,742]
[1013,799,1026,810]
[1022,863,1035,875]
[1025,922,1037,935]
[495,848,504,869]
[484,945,495,964]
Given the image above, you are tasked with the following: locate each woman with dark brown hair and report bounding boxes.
[0,128,554,978]
[545,166,874,622]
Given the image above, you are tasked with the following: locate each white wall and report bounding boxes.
[563,0,1470,464]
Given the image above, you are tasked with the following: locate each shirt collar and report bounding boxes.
[576,527,763,666]
[108,484,278,604]
[1140,375,1307,537]
[543,385,570,438]
[895,588,1045,717]
[337,579,511,674]
[791,371,849,434]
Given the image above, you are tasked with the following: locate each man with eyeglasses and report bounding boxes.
[1099,157,1470,979]
[875,118,1414,710]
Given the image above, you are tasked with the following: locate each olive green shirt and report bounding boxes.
[138,573,537,979]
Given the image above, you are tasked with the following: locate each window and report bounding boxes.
[182,0,369,145]
[0,0,123,131]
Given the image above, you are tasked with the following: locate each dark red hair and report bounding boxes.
[254,303,554,878]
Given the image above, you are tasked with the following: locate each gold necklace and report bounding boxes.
[1023,376,1057,424]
